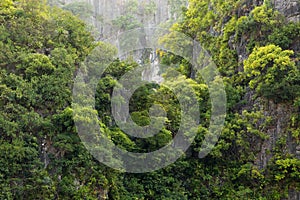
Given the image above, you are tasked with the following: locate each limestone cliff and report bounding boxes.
[53,0,186,39]
[245,1,300,199]
[272,0,300,22]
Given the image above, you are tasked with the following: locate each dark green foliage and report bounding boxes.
[268,22,300,50]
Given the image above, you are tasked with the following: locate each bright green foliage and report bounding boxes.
[17,53,55,79]
[250,4,280,26]
[274,158,300,182]
[0,0,16,16]
[235,4,282,49]
[244,44,300,102]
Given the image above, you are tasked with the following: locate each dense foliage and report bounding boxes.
[0,0,299,199]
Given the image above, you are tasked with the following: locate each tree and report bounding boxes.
[244,44,300,102]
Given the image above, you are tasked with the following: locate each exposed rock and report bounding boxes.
[141,51,163,84]
[287,189,300,200]
[254,100,295,169]
[272,0,300,22]
[57,0,186,39]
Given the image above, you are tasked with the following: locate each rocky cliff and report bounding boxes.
[273,0,300,22]
[246,1,300,199]
[54,0,186,39]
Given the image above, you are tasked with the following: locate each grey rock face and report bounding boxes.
[254,101,295,169]
[272,0,300,22]
[58,0,186,39]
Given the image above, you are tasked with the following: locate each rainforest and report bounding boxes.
[0,0,300,199]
